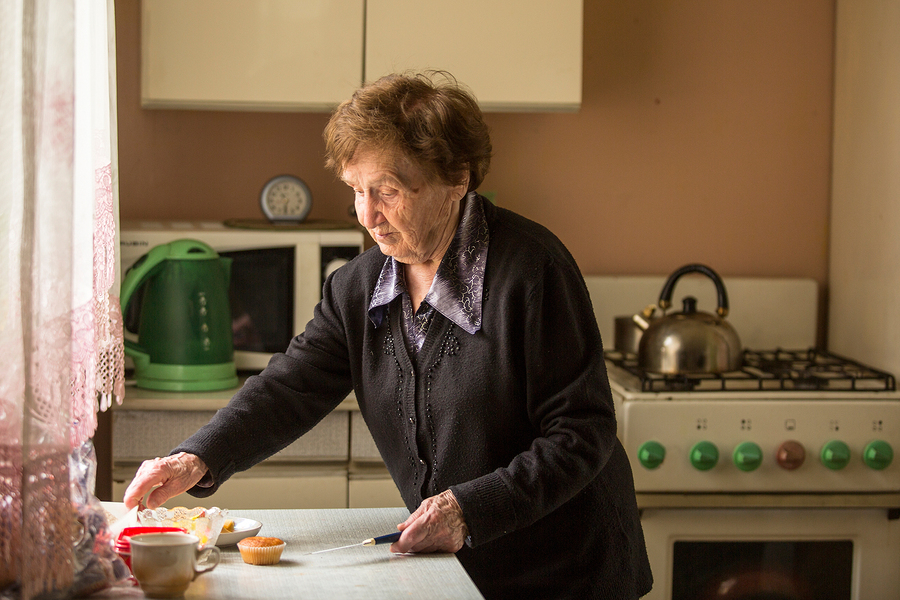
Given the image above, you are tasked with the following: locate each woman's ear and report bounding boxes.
[456,172,471,201]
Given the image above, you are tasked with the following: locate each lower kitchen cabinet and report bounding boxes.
[347,478,404,508]
[347,411,406,508]
[348,463,405,508]
[113,409,350,463]
[113,464,349,510]
[111,383,401,510]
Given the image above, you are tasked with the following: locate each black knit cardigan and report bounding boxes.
[174,197,653,599]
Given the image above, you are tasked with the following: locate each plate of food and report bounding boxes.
[138,505,228,547]
[216,517,263,547]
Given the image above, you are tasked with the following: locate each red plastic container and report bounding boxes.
[116,526,187,571]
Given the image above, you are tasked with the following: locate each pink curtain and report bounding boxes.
[0,0,125,597]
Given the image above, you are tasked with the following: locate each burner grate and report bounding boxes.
[603,348,896,393]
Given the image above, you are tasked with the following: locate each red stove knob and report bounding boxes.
[776,440,806,470]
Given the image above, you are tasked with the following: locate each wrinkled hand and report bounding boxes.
[123,452,208,510]
[391,490,468,554]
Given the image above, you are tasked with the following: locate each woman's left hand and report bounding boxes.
[391,489,468,553]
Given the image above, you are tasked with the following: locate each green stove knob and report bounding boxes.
[733,441,763,472]
[690,441,719,471]
[863,440,893,470]
[637,441,666,470]
[820,440,851,470]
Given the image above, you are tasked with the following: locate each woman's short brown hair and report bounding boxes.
[324,71,492,192]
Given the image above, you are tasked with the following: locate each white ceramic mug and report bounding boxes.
[129,532,220,599]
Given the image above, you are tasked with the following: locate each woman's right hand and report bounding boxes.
[391,489,468,554]
[123,452,209,510]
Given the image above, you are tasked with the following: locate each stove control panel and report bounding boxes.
[621,399,899,493]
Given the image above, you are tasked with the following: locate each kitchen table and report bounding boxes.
[98,508,483,599]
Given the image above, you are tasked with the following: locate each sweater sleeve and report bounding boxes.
[449,251,618,546]
[171,269,355,496]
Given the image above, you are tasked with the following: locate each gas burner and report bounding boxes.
[603,348,896,393]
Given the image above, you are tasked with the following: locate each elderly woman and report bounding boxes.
[124,72,652,599]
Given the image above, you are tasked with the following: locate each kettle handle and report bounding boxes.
[120,243,172,320]
[657,263,730,317]
[120,243,176,364]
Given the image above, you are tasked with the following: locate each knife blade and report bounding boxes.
[308,531,402,555]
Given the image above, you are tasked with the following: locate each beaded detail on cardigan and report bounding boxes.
[422,330,460,484]
[381,316,420,494]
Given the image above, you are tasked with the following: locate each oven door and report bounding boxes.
[640,507,900,600]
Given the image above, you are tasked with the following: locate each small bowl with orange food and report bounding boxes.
[215,516,263,547]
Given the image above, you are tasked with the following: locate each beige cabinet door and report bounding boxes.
[141,0,364,110]
[113,467,349,510]
[365,0,583,111]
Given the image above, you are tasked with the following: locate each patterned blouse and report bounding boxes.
[367,192,490,357]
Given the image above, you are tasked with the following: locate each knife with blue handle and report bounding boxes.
[309,531,402,555]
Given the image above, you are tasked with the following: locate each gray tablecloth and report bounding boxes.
[98,508,483,599]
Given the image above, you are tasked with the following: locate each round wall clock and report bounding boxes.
[259,175,312,223]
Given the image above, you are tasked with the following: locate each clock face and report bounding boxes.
[260,175,312,222]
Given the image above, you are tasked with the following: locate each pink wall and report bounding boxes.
[115,1,834,285]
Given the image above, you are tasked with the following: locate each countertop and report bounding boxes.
[99,508,483,599]
[114,378,360,412]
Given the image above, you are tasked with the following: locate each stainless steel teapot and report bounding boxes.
[637,264,742,374]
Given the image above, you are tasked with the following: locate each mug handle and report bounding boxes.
[193,546,221,579]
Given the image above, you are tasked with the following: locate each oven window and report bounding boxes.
[222,247,294,353]
[672,540,853,600]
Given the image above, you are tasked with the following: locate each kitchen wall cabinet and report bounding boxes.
[141,0,365,111]
[140,0,582,112]
[365,0,582,111]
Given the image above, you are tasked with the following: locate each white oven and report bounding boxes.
[606,354,900,600]
[584,275,900,600]
[640,507,900,600]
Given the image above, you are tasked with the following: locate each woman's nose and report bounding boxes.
[355,193,379,228]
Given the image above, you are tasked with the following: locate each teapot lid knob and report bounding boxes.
[681,296,698,314]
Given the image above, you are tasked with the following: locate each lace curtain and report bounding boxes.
[0,0,125,598]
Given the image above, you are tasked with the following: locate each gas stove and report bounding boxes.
[588,276,900,599]
[605,348,897,393]
[605,349,900,497]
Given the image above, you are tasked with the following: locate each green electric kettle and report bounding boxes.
[121,239,238,391]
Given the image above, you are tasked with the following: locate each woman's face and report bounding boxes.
[342,148,467,266]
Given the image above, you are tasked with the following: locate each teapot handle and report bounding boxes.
[657,263,730,317]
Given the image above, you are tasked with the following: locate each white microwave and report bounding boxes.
[120,220,365,372]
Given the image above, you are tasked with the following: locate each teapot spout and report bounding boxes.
[632,305,657,331]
